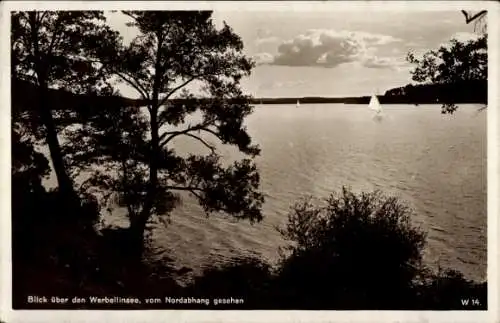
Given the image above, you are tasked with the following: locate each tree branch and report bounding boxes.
[199,127,220,140]
[47,17,64,56]
[461,10,487,24]
[159,122,197,145]
[158,75,198,107]
[159,121,218,147]
[115,71,150,100]
[120,158,135,218]
[165,185,204,192]
[121,11,137,22]
[165,185,204,200]
[37,12,49,25]
[185,133,216,153]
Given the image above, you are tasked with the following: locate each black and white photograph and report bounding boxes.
[1,1,498,321]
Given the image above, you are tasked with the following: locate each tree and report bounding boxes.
[406,32,487,114]
[461,10,487,34]
[11,122,51,199]
[63,11,264,257]
[11,11,120,205]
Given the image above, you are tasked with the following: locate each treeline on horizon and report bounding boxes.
[250,79,487,105]
[12,77,487,111]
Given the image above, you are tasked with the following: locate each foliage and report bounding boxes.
[10,126,175,306]
[275,187,427,308]
[11,11,119,91]
[383,80,486,106]
[185,255,275,308]
[62,11,264,256]
[415,268,487,310]
[11,11,120,139]
[11,11,121,201]
[406,32,487,114]
[11,123,50,191]
[406,36,487,84]
[12,178,487,309]
[181,187,485,310]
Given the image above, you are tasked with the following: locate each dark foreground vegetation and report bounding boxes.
[13,157,487,310]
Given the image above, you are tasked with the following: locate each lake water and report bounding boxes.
[45,103,488,282]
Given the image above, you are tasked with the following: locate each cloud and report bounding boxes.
[257,80,306,90]
[255,36,281,46]
[255,27,281,46]
[405,41,422,47]
[361,56,407,70]
[256,28,272,39]
[449,31,481,43]
[260,29,402,69]
[253,52,275,65]
[438,31,482,50]
[362,56,393,69]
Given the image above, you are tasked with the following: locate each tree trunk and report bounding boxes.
[129,103,160,260]
[149,103,160,209]
[128,215,148,262]
[129,37,163,260]
[28,12,79,211]
[37,81,79,209]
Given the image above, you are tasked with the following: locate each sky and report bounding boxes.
[105,10,483,98]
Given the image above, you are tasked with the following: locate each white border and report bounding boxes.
[1,1,499,323]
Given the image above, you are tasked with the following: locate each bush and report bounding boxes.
[185,255,275,309]
[416,268,487,310]
[181,187,487,310]
[12,167,486,310]
[275,187,427,309]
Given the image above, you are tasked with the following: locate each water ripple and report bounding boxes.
[85,104,487,282]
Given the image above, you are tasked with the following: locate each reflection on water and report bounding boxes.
[372,113,383,123]
[46,104,488,281]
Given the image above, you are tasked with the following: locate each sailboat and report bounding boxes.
[296,99,300,108]
[368,94,382,114]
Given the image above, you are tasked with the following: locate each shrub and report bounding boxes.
[275,187,427,309]
[416,268,487,310]
[185,255,275,308]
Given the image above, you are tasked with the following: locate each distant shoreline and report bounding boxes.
[248,97,486,105]
[251,79,487,105]
[12,78,487,113]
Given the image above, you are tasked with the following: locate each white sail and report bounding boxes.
[368,95,382,113]
[296,100,300,108]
